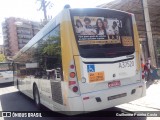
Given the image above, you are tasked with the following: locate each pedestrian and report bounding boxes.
[141,58,145,80]
[144,57,156,81]
[141,58,145,71]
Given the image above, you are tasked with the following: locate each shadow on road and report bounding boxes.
[146,79,160,89]
[0,82,14,88]
[0,87,147,120]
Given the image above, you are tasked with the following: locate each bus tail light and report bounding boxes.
[68,62,80,94]
[70,65,75,69]
[70,72,75,78]
[72,86,78,92]
[83,97,89,100]
[69,81,76,86]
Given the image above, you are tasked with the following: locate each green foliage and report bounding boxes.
[37,35,62,69]
[42,36,61,57]
[0,54,5,62]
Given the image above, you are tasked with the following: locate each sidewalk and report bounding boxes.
[117,80,160,119]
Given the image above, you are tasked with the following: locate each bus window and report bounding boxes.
[71,9,134,58]
[0,63,10,72]
[0,63,13,84]
[32,25,63,81]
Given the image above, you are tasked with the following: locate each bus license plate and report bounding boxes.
[108,81,121,88]
[108,93,127,100]
[119,60,134,68]
[88,72,105,83]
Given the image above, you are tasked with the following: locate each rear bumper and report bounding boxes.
[68,81,146,113]
[81,81,146,111]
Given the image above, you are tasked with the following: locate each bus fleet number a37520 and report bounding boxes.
[119,60,134,68]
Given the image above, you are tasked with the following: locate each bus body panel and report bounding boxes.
[69,9,146,112]
[81,81,145,111]
[78,74,142,94]
[68,96,84,111]
[70,10,144,93]
[75,53,141,94]
[81,55,136,82]
[60,10,76,82]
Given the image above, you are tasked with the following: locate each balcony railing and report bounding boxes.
[2,32,8,37]
[2,22,7,28]
[16,24,32,29]
[18,39,29,44]
[3,36,8,40]
[17,30,31,35]
[4,43,9,47]
[32,26,40,30]
[4,40,9,45]
[2,27,8,32]
[18,44,25,49]
[17,34,32,39]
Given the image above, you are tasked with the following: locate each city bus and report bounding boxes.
[0,62,13,84]
[13,8,146,115]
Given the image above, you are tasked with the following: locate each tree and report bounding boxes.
[42,36,61,56]
[34,35,61,69]
[0,54,5,62]
[41,36,61,68]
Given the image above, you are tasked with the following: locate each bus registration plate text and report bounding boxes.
[119,60,134,68]
[88,72,105,83]
[108,81,121,88]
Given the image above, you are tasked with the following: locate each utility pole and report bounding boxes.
[42,0,47,20]
[37,0,51,20]
[141,0,150,58]
[141,0,157,66]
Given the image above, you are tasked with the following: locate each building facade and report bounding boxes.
[0,45,4,54]
[1,17,40,59]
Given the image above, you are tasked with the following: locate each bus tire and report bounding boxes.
[33,85,41,109]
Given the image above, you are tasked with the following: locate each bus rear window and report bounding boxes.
[70,9,134,58]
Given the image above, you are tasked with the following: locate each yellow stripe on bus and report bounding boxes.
[60,21,73,82]
[68,19,81,81]
[74,56,81,80]
[60,19,81,81]
[133,24,140,71]
[61,8,81,81]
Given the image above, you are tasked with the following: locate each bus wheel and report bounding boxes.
[33,85,41,109]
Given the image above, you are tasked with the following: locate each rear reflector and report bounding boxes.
[83,97,89,100]
[69,81,76,86]
[70,72,75,78]
[72,86,78,92]
[70,65,75,69]
[95,97,101,102]
[131,89,136,94]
